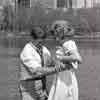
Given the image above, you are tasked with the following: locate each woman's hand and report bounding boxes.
[56,55,63,61]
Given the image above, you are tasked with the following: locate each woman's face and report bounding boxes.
[55,25,64,42]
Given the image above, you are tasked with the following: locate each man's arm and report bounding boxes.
[28,62,72,80]
[20,43,71,79]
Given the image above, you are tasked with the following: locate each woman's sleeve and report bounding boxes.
[63,40,78,54]
[63,40,82,64]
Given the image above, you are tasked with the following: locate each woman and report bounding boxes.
[48,20,82,100]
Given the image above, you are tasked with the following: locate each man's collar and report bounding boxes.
[31,40,43,50]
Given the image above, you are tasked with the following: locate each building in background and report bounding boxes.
[16,0,100,10]
[0,0,100,10]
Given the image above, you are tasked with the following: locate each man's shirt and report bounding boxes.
[20,42,51,80]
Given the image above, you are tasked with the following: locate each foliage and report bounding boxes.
[0,2,100,37]
[1,4,15,31]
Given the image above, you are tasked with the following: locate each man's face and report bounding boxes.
[36,28,44,39]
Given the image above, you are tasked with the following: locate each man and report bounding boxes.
[19,26,67,100]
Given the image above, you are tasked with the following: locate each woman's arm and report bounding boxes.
[58,50,82,64]
[60,40,82,64]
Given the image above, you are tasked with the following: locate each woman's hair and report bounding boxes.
[30,26,46,39]
[51,20,75,39]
